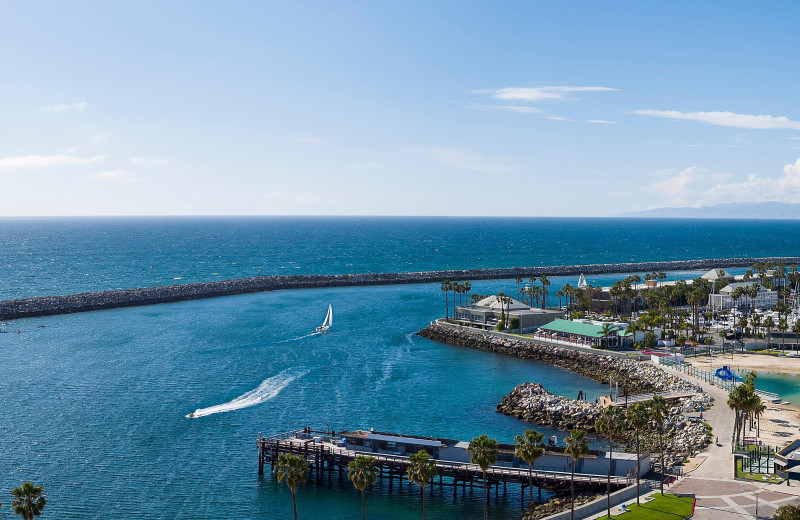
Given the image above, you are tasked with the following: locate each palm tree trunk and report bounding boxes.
[607,437,612,519]
[483,470,488,520]
[292,491,298,520]
[635,432,641,505]
[422,483,427,520]
[659,427,665,495]
[528,463,533,507]
[361,489,366,520]
[570,463,575,520]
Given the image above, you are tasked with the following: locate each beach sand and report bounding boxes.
[687,353,800,447]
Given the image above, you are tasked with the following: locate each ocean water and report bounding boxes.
[2,217,800,519]
[2,216,800,300]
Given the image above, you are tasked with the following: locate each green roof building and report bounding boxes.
[538,319,623,346]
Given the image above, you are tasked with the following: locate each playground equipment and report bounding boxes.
[715,365,743,382]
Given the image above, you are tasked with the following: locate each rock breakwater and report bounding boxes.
[418,324,695,394]
[2,256,798,320]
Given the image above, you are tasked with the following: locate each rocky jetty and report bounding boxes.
[418,324,698,394]
[2,256,797,320]
[498,382,712,467]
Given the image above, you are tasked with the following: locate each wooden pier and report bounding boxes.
[258,428,630,501]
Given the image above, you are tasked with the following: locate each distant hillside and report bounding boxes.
[620,201,800,219]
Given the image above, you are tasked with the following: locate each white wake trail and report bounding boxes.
[187,367,309,419]
[275,331,321,343]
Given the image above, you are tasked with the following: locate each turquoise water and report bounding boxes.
[746,372,800,406]
[3,217,800,519]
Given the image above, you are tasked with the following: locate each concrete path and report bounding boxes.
[659,362,736,480]
[671,475,800,519]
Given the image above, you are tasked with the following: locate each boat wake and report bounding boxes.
[275,331,321,343]
[187,367,309,419]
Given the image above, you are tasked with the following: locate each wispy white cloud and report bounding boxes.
[634,109,800,130]
[640,158,800,207]
[39,101,87,112]
[465,103,543,115]
[90,134,104,143]
[586,119,616,124]
[546,115,573,121]
[0,154,106,169]
[476,86,617,103]
[416,147,512,173]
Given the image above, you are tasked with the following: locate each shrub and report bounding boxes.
[509,317,520,330]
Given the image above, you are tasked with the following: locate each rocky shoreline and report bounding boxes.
[419,324,714,469]
[498,383,711,468]
[2,256,797,320]
[418,324,698,395]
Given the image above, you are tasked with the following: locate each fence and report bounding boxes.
[661,360,779,401]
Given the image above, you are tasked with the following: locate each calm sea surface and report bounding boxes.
[2,217,800,519]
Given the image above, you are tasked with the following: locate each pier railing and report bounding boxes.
[661,360,780,401]
[258,429,631,487]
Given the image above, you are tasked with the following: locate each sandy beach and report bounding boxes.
[690,351,800,376]
[685,353,800,446]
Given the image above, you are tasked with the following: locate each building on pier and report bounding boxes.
[339,430,649,478]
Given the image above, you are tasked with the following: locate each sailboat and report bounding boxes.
[316,304,333,333]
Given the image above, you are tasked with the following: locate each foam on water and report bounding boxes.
[187,367,309,418]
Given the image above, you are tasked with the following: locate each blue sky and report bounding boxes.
[2,1,800,216]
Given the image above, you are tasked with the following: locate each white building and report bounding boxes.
[455,295,561,331]
[708,282,777,311]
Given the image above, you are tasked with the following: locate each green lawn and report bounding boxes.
[596,494,694,520]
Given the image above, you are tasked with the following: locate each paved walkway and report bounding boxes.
[671,475,800,519]
[659,362,736,480]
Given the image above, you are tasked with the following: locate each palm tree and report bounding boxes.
[793,321,800,352]
[626,403,649,505]
[10,482,46,520]
[514,429,545,506]
[625,323,639,348]
[440,280,450,320]
[564,429,589,520]
[600,323,616,348]
[275,453,310,520]
[648,395,669,495]
[467,434,499,520]
[764,315,775,349]
[779,317,789,352]
[540,275,551,309]
[407,450,438,520]
[751,313,762,350]
[348,455,378,520]
[596,407,624,519]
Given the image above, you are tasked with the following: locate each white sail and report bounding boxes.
[316,304,332,332]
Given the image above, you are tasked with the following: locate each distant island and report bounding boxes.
[620,201,800,219]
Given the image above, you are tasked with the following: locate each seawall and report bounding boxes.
[1,256,798,320]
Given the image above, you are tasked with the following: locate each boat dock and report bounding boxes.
[258,428,632,500]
